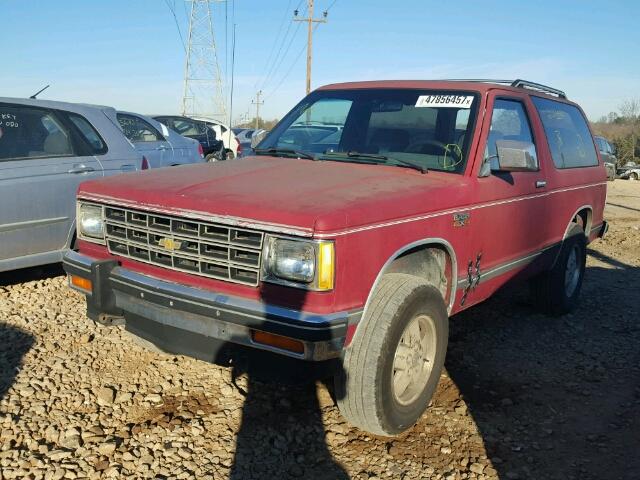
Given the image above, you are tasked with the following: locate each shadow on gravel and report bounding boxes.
[135,283,350,479]
[446,252,640,480]
[124,284,349,478]
[0,323,35,402]
[0,263,64,287]
[219,285,349,480]
[218,348,348,480]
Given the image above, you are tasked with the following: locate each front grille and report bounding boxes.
[103,205,264,286]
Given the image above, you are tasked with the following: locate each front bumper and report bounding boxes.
[63,251,359,361]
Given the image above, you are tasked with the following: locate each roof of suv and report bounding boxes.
[317,79,568,101]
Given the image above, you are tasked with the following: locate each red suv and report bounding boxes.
[64,79,608,436]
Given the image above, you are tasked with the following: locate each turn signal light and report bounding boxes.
[251,330,304,354]
[70,275,92,292]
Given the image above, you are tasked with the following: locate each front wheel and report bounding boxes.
[631,172,639,181]
[335,274,448,436]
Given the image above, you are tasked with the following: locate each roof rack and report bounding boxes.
[442,79,567,99]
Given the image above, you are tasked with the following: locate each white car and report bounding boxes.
[195,118,241,159]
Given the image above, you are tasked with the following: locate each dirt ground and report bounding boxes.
[1,180,639,480]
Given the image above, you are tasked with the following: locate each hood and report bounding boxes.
[79,156,469,236]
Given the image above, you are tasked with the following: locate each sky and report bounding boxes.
[1,0,639,124]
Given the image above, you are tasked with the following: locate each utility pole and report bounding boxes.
[252,91,263,130]
[294,0,328,95]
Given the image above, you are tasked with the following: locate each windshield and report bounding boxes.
[258,88,479,173]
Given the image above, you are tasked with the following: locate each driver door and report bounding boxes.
[463,93,550,306]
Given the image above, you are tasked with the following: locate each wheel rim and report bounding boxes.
[564,245,581,297]
[392,314,437,406]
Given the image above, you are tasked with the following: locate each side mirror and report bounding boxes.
[493,140,538,172]
[251,129,268,149]
[159,123,170,138]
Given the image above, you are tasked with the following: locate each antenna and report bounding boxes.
[30,84,50,99]
[182,0,227,121]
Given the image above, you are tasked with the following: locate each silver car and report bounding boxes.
[0,97,142,272]
[116,111,204,167]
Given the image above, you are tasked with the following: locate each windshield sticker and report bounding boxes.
[415,95,474,109]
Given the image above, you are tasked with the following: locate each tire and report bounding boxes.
[530,223,586,315]
[335,273,449,436]
[631,172,639,181]
[205,153,218,163]
[225,150,235,160]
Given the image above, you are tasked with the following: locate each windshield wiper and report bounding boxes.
[322,151,428,174]
[253,147,315,160]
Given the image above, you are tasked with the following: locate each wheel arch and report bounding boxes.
[361,238,458,322]
[551,205,592,269]
[563,205,593,239]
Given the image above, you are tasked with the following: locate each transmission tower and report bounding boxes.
[182,0,226,121]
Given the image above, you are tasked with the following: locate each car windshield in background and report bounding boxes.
[257,89,479,173]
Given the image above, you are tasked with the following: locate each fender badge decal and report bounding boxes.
[453,212,470,227]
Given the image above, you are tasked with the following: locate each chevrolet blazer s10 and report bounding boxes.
[63,79,608,436]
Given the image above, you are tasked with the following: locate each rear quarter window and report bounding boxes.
[67,113,108,155]
[532,97,598,169]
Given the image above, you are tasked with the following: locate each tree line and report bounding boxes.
[591,99,640,166]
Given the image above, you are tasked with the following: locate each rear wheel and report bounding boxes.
[530,223,586,315]
[631,172,639,181]
[335,274,448,436]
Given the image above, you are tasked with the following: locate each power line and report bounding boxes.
[264,23,319,101]
[258,1,307,91]
[163,0,187,53]
[261,20,304,92]
[255,0,294,90]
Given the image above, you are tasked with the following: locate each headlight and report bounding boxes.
[263,237,334,290]
[78,203,105,240]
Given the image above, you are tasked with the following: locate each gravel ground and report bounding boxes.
[1,180,639,480]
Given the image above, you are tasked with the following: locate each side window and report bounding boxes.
[531,97,598,169]
[486,99,538,170]
[67,113,107,154]
[595,137,606,153]
[117,114,162,142]
[606,141,614,155]
[0,104,74,161]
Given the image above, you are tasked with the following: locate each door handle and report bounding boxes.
[535,180,547,188]
[120,164,135,172]
[68,164,95,174]
[156,144,168,150]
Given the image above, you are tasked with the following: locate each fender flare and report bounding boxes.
[551,204,592,268]
[360,238,458,324]
[562,204,593,240]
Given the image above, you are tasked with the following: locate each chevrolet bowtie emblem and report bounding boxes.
[158,238,182,251]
